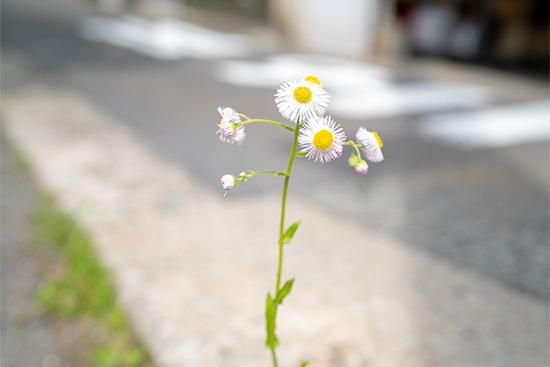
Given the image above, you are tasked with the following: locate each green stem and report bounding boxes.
[269,119,301,366]
[254,170,288,177]
[240,119,295,132]
[271,348,278,367]
[345,140,363,157]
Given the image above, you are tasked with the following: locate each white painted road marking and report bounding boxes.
[216,53,390,90]
[418,101,550,149]
[331,82,492,120]
[215,54,493,120]
[80,16,253,60]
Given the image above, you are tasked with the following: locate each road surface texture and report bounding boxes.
[2,0,549,366]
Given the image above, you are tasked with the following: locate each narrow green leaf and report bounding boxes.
[300,361,310,367]
[275,279,294,304]
[265,293,278,348]
[282,220,301,245]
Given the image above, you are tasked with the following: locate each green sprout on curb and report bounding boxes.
[216,75,385,366]
[33,197,151,367]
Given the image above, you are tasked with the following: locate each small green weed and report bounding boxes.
[34,197,152,367]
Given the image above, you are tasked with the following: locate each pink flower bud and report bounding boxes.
[354,160,369,175]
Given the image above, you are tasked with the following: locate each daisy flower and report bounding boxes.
[304,75,322,86]
[274,78,329,122]
[218,106,241,124]
[298,116,346,163]
[356,127,384,162]
[217,106,246,145]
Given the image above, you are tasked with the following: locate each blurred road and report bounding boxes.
[2,0,549,365]
[4,0,548,299]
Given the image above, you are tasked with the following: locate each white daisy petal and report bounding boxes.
[217,106,241,124]
[356,127,384,162]
[217,122,246,145]
[216,106,246,145]
[298,115,347,163]
[231,125,246,145]
[274,80,329,122]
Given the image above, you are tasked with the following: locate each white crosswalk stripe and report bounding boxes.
[418,101,550,149]
[80,16,253,60]
[215,54,493,119]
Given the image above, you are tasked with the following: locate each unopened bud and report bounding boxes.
[220,174,236,191]
[354,160,369,175]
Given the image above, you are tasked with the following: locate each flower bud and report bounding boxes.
[220,174,236,191]
[348,153,361,168]
[354,160,369,175]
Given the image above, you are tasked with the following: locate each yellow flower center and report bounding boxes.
[313,129,334,151]
[293,86,313,104]
[373,131,384,148]
[304,75,321,85]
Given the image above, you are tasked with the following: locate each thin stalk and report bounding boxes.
[240,119,295,132]
[271,348,278,367]
[269,120,301,366]
[254,170,288,177]
[345,140,362,157]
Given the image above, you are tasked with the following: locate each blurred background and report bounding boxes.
[2,0,549,366]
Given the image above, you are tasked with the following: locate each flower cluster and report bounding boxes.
[213,75,385,366]
[217,75,384,192]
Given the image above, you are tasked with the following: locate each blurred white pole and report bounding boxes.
[270,0,382,58]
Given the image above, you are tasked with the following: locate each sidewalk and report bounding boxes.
[3,84,548,367]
